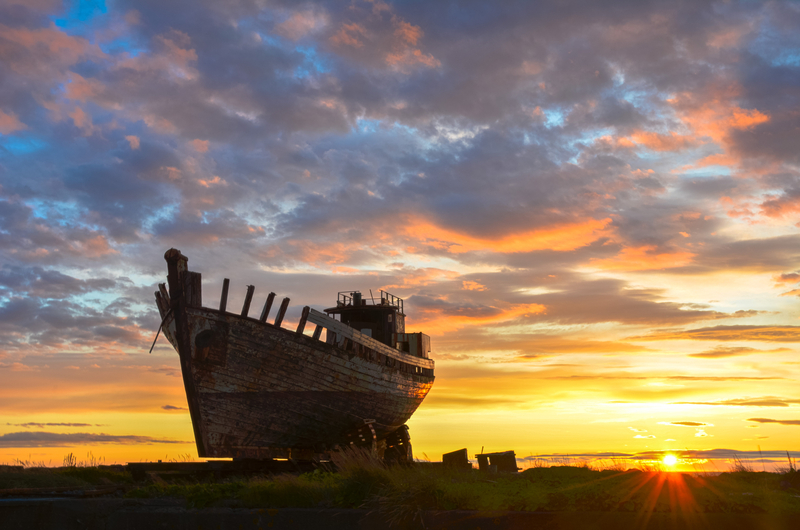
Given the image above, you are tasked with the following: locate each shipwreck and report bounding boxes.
[154,249,435,462]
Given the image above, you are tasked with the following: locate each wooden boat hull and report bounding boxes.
[156,250,434,459]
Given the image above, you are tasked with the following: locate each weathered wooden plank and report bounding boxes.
[259,292,276,323]
[296,306,310,334]
[311,324,323,340]
[219,278,230,312]
[241,285,255,316]
[158,283,170,306]
[155,291,168,315]
[184,271,202,308]
[274,297,290,327]
[188,314,429,396]
[187,312,425,394]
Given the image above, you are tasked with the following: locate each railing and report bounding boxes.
[380,290,403,314]
[336,290,404,314]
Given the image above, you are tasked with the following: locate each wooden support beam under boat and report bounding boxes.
[274,297,290,327]
[219,278,230,312]
[312,324,323,340]
[260,292,276,322]
[296,306,310,334]
[241,285,255,316]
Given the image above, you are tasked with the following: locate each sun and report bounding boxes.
[663,454,678,467]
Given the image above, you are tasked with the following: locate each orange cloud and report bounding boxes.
[669,84,770,170]
[385,48,440,70]
[71,234,118,258]
[69,107,95,134]
[591,245,695,271]
[190,139,209,153]
[628,325,800,343]
[142,114,177,133]
[0,109,26,134]
[260,240,365,267]
[393,18,422,45]
[385,17,439,71]
[0,23,103,74]
[629,131,699,152]
[404,217,612,254]
[64,72,103,102]
[411,302,547,333]
[116,30,197,81]
[773,272,800,285]
[197,176,226,188]
[381,268,461,290]
[330,22,367,48]
[125,135,140,149]
[760,194,800,220]
[462,280,487,291]
[719,195,755,220]
[275,10,328,41]
[707,23,753,49]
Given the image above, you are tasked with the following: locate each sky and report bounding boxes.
[0,0,799,471]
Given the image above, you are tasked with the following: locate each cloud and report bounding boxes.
[0,431,189,447]
[275,9,328,41]
[5,422,98,428]
[688,346,793,358]
[125,135,140,149]
[629,326,800,343]
[422,395,523,409]
[0,109,27,134]
[673,397,800,407]
[161,404,187,411]
[658,421,712,427]
[774,271,800,285]
[0,362,39,371]
[746,418,800,426]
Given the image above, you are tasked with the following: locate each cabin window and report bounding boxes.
[387,314,393,322]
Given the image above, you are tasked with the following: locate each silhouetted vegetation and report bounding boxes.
[4,450,800,517]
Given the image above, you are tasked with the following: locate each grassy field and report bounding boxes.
[3,451,800,521]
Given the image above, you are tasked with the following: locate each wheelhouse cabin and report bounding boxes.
[324,291,431,360]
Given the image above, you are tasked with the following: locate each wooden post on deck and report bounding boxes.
[274,297,290,327]
[296,306,310,334]
[241,285,255,316]
[260,292,276,322]
[219,278,230,312]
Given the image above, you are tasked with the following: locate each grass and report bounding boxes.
[0,452,132,490]
[3,449,800,517]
